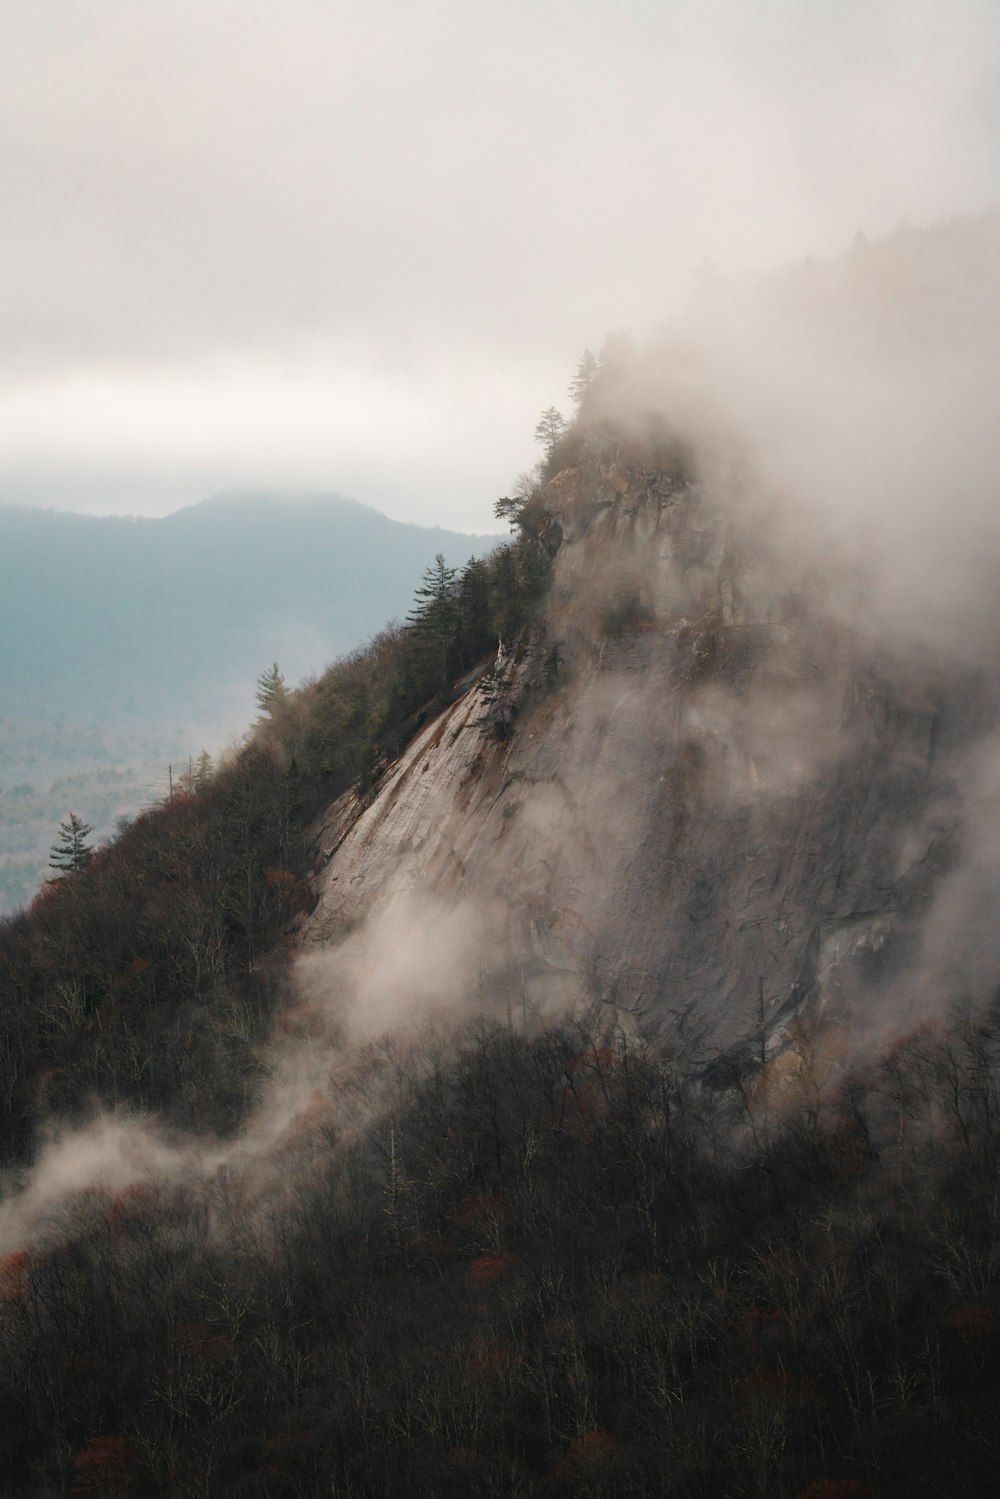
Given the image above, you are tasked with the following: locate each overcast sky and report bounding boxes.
[1,0,998,531]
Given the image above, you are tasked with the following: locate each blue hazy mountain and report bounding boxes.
[0,489,500,912]
[0,489,500,726]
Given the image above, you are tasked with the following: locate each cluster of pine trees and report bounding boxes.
[270,518,554,796]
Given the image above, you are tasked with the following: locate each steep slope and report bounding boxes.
[302,456,995,1053]
[4,222,1000,1497]
[0,491,499,915]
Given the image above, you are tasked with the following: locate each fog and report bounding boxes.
[3,0,999,527]
[5,208,1000,1253]
[0,892,494,1255]
[596,213,1000,656]
[289,211,1000,1067]
[4,0,1000,1257]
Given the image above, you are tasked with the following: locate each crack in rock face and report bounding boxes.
[299,466,1000,1058]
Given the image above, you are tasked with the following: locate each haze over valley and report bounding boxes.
[0,491,496,912]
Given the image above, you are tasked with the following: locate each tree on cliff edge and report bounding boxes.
[407,553,458,690]
[534,406,566,460]
[255,661,288,719]
[48,813,93,875]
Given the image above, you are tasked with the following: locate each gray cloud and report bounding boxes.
[1,0,999,525]
[599,212,1000,658]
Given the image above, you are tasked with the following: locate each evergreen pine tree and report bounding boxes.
[455,555,492,668]
[534,406,566,460]
[406,553,458,691]
[192,749,214,790]
[48,813,93,874]
[569,348,599,406]
[255,662,288,718]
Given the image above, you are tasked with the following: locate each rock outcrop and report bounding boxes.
[302,456,998,1055]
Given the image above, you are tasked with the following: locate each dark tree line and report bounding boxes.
[1,1004,1000,1495]
[0,744,303,1155]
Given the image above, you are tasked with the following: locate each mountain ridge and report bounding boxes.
[0,489,501,913]
[0,489,501,724]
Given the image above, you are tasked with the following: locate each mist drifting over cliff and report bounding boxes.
[5,2,1000,1487]
[595,215,1000,656]
[2,211,999,1268]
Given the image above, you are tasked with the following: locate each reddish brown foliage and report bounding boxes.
[104,1183,156,1240]
[466,1252,515,1287]
[462,1337,513,1383]
[408,1229,451,1258]
[947,1303,997,1338]
[564,1046,616,1076]
[279,1090,336,1143]
[71,1435,128,1495]
[176,1321,236,1361]
[747,1305,786,1333]
[555,1430,620,1477]
[548,1084,605,1135]
[277,1004,326,1038]
[264,866,310,914]
[449,1193,502,1231]
[108,957,149,998]
[28,878,64,913]
[0,1249,41,1303]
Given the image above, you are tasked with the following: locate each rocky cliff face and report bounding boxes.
[300,451,998,1058]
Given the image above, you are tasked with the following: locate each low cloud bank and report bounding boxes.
[599,216,1000,657]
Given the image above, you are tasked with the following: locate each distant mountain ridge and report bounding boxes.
[0,490,500,729]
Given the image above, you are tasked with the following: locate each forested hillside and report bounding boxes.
[0,492,497,915]
[5,470,1000,1494]
[3,1002,1000,1498]
[3,224,1000,1495]
[0,515,551,1156]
